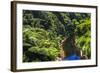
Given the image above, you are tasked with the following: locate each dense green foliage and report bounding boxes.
[23,10,91,62]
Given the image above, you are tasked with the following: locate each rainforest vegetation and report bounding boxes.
[23,10,91,62]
